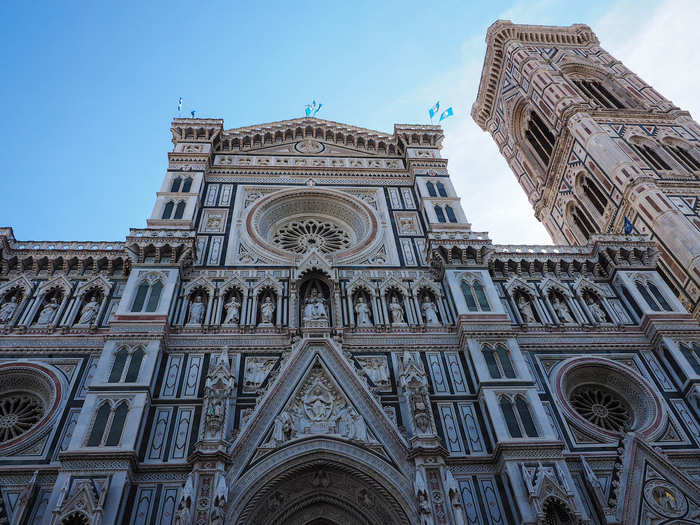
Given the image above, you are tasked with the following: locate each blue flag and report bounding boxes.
[191,110,196,118]
[177,97,182,112]
[623,216,634,235]
[305,100,322,117]
[429,101,440,119]
[439,107,454,122]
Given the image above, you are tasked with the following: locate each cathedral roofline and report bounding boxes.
[471,20,599,130]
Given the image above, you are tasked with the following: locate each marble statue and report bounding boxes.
[0,296,18,324]
[358,357,390,386]
[244,357,275,389]
[421,297,440,325]
[517,295,537,324]
[223,295,241,324]
[444,469,467,525]
[78,297,100,325]
[187,296,205,325]
[210,474,227,525]
[36,297,59,325]
[551,295,574,324]
[174,474,194,525]
[260,296,276,325]
[587,296,607,323]
[303,287,327,321]
[354,295,372,326]
[350,408,368,442]
[389,296,405,324]
[271,411,294,445]
[414,469,431,521]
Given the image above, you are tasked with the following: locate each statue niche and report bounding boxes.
[419,290,441,326]
[0,288,23,326]
[353,290,373,327]
[76,288,102,326]
[257,290,277,327]
[186,288,208,326]
[34,288,63,326]
[515,290,540,325]
[549,290,575,325]
[222,288,243,326]
[300,277,331,328]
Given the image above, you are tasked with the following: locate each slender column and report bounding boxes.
[55,293,71,326]
[346,290,355,327]
[9,294,31,328]
[95,294,110,326]
[240,288,249,326]
[601,297,616,324]
[250,294,259,327]
[412,293,423,325]
[214,289,224,324]
[564,296,582,325]
[204,292,214,325]
[333,289,342,328]
[380,294,390,326]
[370,293,381,325]
[577,293,596,324]
[276,292,282,326]
[403,296,414,325]
[20,294,42,326]
[542,293,558,325]
[506,293,524,325]
[178,297,190,325]
[64,296,80,326]
[436,295,448,325]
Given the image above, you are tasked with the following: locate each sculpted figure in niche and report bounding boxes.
[271,411,294,445]
[303,286,327,322]
[223,294,241,325]
[550,293,574,324]
[586,294,608,323]
[421,294,440,325]
[389,295,405,325]
[360,357,390,386]
[354,295,372,326]
[36,296,59,325]
[244,358,275,390]
[260,295,276,325]
[517,294,537,324]
[0,295,19,324]
[351,408,368,441]
[78,296,101,325]
[187,295,206,325]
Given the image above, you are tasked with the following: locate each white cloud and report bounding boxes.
[425,0,699,246]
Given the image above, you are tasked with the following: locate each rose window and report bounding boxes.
[272,219,351,254]
[0,392,44,443]
[569,385,631,432]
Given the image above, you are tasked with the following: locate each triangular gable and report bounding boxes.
[228,338,411,481]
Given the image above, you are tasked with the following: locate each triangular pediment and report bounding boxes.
[228,338,411,481]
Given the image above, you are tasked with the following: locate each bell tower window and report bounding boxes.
[664,144,700,172]
[525,111,556,166]
[572,205,596,240]
[633,143,671,171]
[573,79,625,109]
[434,205,446,223]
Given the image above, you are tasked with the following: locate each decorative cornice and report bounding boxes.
[472,20,599,130]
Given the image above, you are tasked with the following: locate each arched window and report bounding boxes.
[500,397,522,438]
[173,201,186,220]
[647,281,671,311]
[525,111,555,166]
[436,182,447,197]
[636,280,661,311]
[483,345,516,379]
[573,79,625,109]
[170,177,182,192]
[86,401,129,447]
[426,182,437,197]
[108,347,129,382]
[461,280,491,312]
[131,279,163,313]
[162,201,174,219]
[124,347,145,382]
[580,176,608,215]
[434,205,446,223]
[572,205,596,240]
[445,205,457,223]
[632,143,671,171]
[515,396,538,437]
[182,177,193,192]
[680,344,700,374]
[664,144,700,171]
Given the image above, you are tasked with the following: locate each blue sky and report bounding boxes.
[1,0,694,244]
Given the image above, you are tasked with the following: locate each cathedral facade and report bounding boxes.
[0,21,699,525]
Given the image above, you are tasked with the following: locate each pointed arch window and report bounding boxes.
[501,395,538,438]
[445,205,457,223]
[108,347,129,382]
[173,201,186,220]
[108,346,145,383]
[636,280,660,311]
[182,177,193,192]
[635,279,671,312]
[572,205,596,240]
[170,177,182,192]
[525,111,555,166]
[131,279,164,313]
[664,144,700,171]
[573,79,625,109]
[426,182,437,197]
[461,279,491,312]
[633,143,671,171]
[434,205,446,223]
[680,343,700,374]
[482,344,516,379]
[647,281,671,311]
[162,201,174,220]
[86,401,129,447]
[515,396,538,437]
[500,397,522,438]
[581,176,608,215]
[436,182,447,197]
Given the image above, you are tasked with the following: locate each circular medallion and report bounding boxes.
[644,480,687,517]
[295,139,324,154]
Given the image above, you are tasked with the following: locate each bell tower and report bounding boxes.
[472,20,700,316]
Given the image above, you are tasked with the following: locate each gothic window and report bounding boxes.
[573,79,625,109]
[500,397,522,438]
[162,201,174,220]
[436,182,447,197]
[461,279,490,312]
[636,280,660,311]
[633,143,671,171]
[664,144,700,171]
[572,205,596,240]
[515,396,538,437]
[482,344,516,379]
[635,279,671,312]
[434,205,446,223]
[426,182,437,197]
[500,395,538,438]
[86,401,129,447]
[131,279,163,313]
[170,177,182,192]
[108,347,128,382]
[680,343,700,374]
[173,201,185,220]
[445,205,457,223]
[621,284,643,320]
[647,281,671,311]
[580,175,608,215]
[108,347,145,383]
[182,177,193,192]
[124,347,145,382]
[542,499,575,525]
[525,111,556,166]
